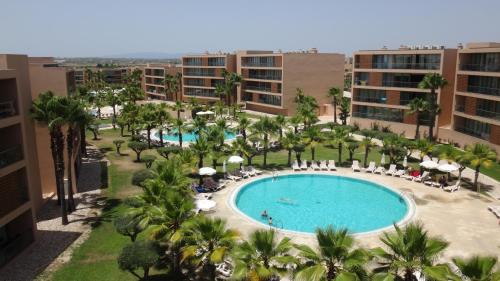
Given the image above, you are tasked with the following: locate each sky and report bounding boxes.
[1,0,500,58]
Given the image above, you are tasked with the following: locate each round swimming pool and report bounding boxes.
[233,174,411,234]
[155,130,236,143]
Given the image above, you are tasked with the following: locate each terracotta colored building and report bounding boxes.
[439,42,500,154]
[74,67,129,85]
[351,46,457,138]
[0,54,43,267]
[142,63,182,101]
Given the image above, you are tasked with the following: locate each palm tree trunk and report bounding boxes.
[179,132,183,147]
[263,135,268,167]
[415,112,420,139]
[475,166,480,192]
[80,126,87,157]
[287,149,292,166]
[52,130,68,225]
[338,143,342,165]
[199,155,203,168]
[143,267,149,279]
[311,147,315,161]
[146,128,151,148]
[364,147,369,168]
[112,105,116,129]
[66,128,76,213]
[333,99,337,124]
[159,129,164,146]
[212,159,217,169]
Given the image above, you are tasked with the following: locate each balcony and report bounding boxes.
[352,111,403,123]
[353,96,387,104]
[476,108,500,121]
[0,101,17,120]
[247,74,281,81]
[355,62,440,70]
[245,85,272,92]
[382,80,421,88]
[466,85,500,97]
[0,145,23,169]
[455,104,465,112]
[460,63,500,72]
[184,70,216,77]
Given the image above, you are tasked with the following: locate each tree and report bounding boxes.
[215,69,242,111]
[174,118,185,147]
[452,256,500,281]
[164,72,182,101]
[172,100,184,120]
[118,240,160,280]
[156,103,171,147]
[251,116,277,167]
[232,138,258,166]
[191,135,211,169]
[415,139,434,161]
[406,98,427,140]
[116,116,127,137]
[282,132,300,166]
[139,103,159,148]
[275,115,287,142]
[114,214,144,242]
[347,141,359,163]
[128,141,148,162]
[180,217,240,281]
[418,73,447,141]
[332,126,351,166]
[156,146,181,160]
[327,87,342,124]
[372,222,449,281]
[360,130,376,168]
[142,155,156,169]
[302,126,322,161]
[464,144,497,192]
[294,226,370,281]
[295,88,319,129]
[338,97,350,125]
[113,139,125,155]
[382,135,407,165]
[232,229,295,281]
[237,116,251,141]
[123,69,145,103]
[105,88,121,129]
[31,91,69,225]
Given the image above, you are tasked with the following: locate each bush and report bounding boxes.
[131,169,155,187]
[128,141,148,162]
[142,155,157,168]
[157,146,181,159]
[114,215,143,242]
[117,240,160,280]
[113,139,125,155]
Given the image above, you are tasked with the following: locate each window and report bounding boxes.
[456,118,491,140]
[467,76,500,96]
[257,94,281,106]
[353,105,404,122]
[476,99,500,120]
[399,92,424,105]
[354,89,386,104]
[208,57,225,66]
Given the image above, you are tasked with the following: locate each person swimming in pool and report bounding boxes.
[268,217,273,226]
[261,210,268,217]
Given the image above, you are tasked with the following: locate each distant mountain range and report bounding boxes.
[103,52,184,59]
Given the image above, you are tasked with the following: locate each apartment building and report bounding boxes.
[74,67,129,85]
[142,63,182,101]
[0,54,43,267]
[351,46,457,138]
[181,53,236,103]
[28,57,80,198]
[439,42,500,154]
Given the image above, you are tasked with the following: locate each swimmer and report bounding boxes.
[261,210,268,217]
[268,217,273,225]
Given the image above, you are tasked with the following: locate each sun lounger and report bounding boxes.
[248,166,263,175]
[351,160,361,172]
[444,181,461,193]
[227,174,242,181]
[311,161,320,170]
[487,205,500,217]
[194,193,212,200]
[243,167,256,177]
[424,180,441,188]
[319,160,328,170]
[385,164,397,176]
[327,160,337,171]
[413,171,429,182]
[292,160,300,171]
[300,160,308,170]
[373,166,385,174]
[364,161,376,173]
[393,169,405,177]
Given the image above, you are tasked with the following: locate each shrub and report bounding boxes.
[352,122,360,131]
[113,139,125,155]
[371,122,380,131]
[142,155,156,168]
[131,169,154,187]
[117,240,160,280]
[157,146,181,160]
[114,215,143,242]
[128,141,148,162]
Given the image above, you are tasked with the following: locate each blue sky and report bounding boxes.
[1,0,500,57]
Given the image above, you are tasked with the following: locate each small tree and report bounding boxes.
[117,240,160,280]
[347,141,359,163]
[114,215,143,242]
[142,155,156,168]
[338,97,350,125]
[113,139,125,155]
[156,146,181,160]
[128,141,148,162]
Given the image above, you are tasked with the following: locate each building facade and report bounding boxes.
[351,46,457,138]
[0,54,43,267]
[74,67,129,85]
[439,42,500,153]
[142,63,182,101]
[181,53,236,103]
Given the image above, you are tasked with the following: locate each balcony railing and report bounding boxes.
[0,145,23,169]
[247,74,281,81]
[476,108,500,120]
[242,62,276,67]
[382,80,421,88]
[245,85,273,92]
[353,96,387,104]
[455,125,490,140]
[355,62,440,70]
[0,101,17,119]
[352,111,403,122]
[184,71,216,77]
[455,104,465,112]
[460,63,500,72]
[466,85,500,97]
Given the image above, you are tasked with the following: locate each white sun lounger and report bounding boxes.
[393,169,405,177]
[385,164,397,176]
[292,160,300,171]
[300,160,308,170]
[364,161,376,173]
[424,180,441,188]
[373,166,385,174]
[319,160,328,170]
[249,166,263,175]
[227,174,242,181]
[311,161,320,170]
[413,171,430,182]
[351,160,361,172]
[444,181,461,192]
[327,160,337,171]
[488,205,500,217]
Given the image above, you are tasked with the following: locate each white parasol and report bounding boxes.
[419,160,439,169]
[198,167,217,176]
[195,199,217,211]
[437,163,458,173]
[380,153,386,165]
[196,111,207,115]
[228,155,244,163]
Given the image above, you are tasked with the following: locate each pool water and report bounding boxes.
[234,174,409,234]
[155,130,236,143]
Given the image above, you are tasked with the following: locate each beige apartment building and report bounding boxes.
[181,50,344,116]
[439,42,500,154]
[0,54,43,267]
[74,67,129,85]
[351,46,457,138]
[142,63,182,101]
[181,53,236,103]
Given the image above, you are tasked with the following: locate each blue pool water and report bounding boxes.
[234,174,409,234]
[155,130,236,143]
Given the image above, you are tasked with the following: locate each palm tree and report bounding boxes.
[282,132,299,166]
[372,222,449,281]
[105,87,122,129]
[302,126,322,161]
[415,139,434,161]
[347,141,359,163]
[294,226,370,281]
[191,135,211,169]
[275,115,287,142]
[156,103,171,147]
[174,118,185,147]
[138,103,159,148]
[232,229,295,281]
[418,73,447,141]
[251,116,277,168]
[338,97,350,125]
[180,217,240,281]
[164,72,181,101]
[407,97,427,140]
[289,114,303,134]
[215,69,242,110]
[31,91,69,225]
[452,256,500,281]
[237,116,251,141]
[464,144,497,192]
[172,100,184,120]
[150,158,191,192]
[327,87,342,124]
[295,88,319,129]
[360,131,375,168]
[332,127,350,166]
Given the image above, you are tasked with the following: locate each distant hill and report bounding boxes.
[104,52,184,59]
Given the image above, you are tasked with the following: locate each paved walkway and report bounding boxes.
[210,169,500,261]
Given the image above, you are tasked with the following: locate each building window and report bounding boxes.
[455,117,491,140]
[257,94,281,106]
[184,68,215,77]
[476,99,500,120]
[399,92,424,105]
[467,76,500,96]
[243,56,276,67]
[353,105,404,122]
[184,88,217,98]
[354,89,387,104]
[184,58,202,66]
[208,57,225,66]
[248,69,282,80]
[462,53,500,72]
[372,54,440,70]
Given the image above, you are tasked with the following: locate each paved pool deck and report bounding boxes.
[209,168,500,260]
